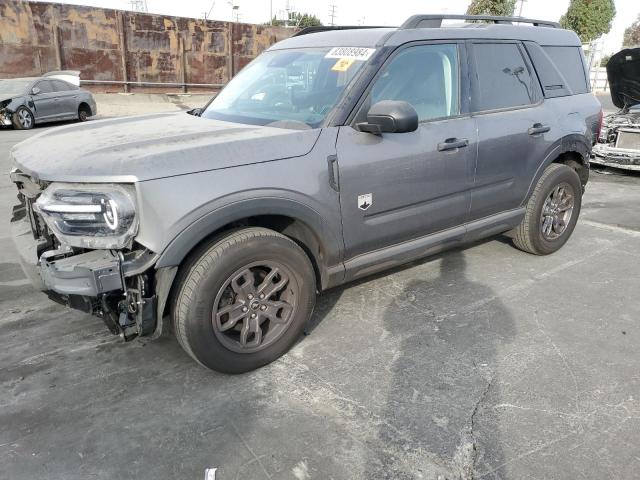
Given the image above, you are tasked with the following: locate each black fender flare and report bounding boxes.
[154,195,344,287]
[521,133,591,205]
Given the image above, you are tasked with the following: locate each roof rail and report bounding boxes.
[292,25,390,37]
[401,14,560,29]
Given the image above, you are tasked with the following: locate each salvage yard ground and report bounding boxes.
[1,116,640,479]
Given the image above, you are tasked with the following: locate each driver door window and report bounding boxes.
[370,43,459,121]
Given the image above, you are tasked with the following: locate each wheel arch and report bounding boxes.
[78,101,92,116]
[155,197,344,291]
[522,133,591,205]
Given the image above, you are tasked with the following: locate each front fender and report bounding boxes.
[154,192,344,285]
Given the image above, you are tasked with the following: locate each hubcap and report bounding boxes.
[19,110,32,128]
[540,182,575,240]
[212,261,297,353]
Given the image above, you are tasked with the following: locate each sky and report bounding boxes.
[33,0,640,54]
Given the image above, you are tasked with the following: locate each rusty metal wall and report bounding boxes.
[0,0,294,91]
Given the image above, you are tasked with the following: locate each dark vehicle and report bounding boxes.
[592,47,640,171]
[10,15,601,373]
[0,71,96,129]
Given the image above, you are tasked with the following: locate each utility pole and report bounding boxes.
[270,0,273,25]
[203,1,215,20]
[517,0,526,17]
[328,4,337,26]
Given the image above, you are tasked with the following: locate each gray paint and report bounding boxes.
[11,113,321,183]
[10,23,601,305]
[0,77,96,126]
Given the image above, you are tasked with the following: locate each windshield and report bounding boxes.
[0,79,32,95]
[202,47,373,128]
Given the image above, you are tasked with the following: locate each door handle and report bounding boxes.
[437,137,469,151]
[528,123,550,135]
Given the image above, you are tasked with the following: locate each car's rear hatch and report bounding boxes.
[607,47,640,109]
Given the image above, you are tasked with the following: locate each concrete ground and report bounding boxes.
[1,122,640,480]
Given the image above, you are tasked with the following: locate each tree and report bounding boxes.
[270,12,322,28]
[599,54,611,67]
[622,14,640,48]
[466,0,517,16]
[559,0,616,44]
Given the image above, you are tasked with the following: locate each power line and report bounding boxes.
[328,4,337,26]
[203,1,215,20]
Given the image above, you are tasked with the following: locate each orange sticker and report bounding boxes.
[332,58,355,72]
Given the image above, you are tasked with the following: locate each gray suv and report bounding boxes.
[10,15,601,373]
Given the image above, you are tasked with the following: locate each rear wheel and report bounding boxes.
[78,105,91,122]
[173,227,316,373]
[12,106,34,130]
[512,163,582,255]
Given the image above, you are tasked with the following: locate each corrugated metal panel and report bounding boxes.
[0,1,294,92]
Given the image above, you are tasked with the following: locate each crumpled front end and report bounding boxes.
[591,110,640,171]
[9,168,166,341]
[0,100,14,126]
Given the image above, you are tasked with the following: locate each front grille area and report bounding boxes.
[615,130,640,150]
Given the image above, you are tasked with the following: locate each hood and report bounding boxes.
[0,95,20,104]
[11,112,321,183]
[607,47,640,109]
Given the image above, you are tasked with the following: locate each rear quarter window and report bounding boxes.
[542,46,589,94]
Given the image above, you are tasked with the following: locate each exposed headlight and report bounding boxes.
[35,183,138,249]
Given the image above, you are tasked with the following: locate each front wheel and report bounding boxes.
[12,106,34,130]
[173,227,316,373]
[512,163,582,255]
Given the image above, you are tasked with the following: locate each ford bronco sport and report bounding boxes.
[10,15,602,373]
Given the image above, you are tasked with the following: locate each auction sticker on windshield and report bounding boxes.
[325,47,376,61]
[331,58,355,72]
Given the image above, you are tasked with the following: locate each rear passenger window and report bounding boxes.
[35,81,55,94]
[52,80,75,92]
[472,43,538,111]
[542,46,589,94]
[370,43,459,121]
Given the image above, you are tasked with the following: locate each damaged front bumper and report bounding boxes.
[10,200,170,340]
[0,108,13,126]
[591,144,640,171]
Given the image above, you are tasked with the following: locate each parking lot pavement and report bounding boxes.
[1,126,639,480]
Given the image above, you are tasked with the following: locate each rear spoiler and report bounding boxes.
[43,70,81,87]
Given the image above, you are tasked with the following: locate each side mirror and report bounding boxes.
[357,100,419,135]
[187,107,203,117]
[31,87,41,95]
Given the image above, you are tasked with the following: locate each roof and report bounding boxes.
[269,22,581,51]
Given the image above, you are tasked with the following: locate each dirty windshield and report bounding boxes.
[202,47,373,128]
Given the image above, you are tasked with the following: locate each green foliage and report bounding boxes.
[622,14,640,47]
[270,12,323,28]
[559,0,616,44]
[466,0,517,16]
[599,54,611,67]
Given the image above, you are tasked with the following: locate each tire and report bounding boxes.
[512,163,582,255]
[173,227,316,373]
[78,105,90,122]
[12,106,34,130]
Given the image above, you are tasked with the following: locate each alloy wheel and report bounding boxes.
[212,261,298,353]
[18,109,32,128]
[540,182,575,241]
